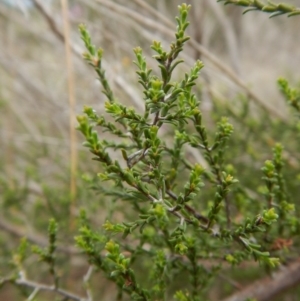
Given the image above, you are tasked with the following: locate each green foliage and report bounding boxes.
[218,0,300,17]
[278,78,300,113]
[1,2,300,301]
[75,3,298,300]
[31,219,58,286]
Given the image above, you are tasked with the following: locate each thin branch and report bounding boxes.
[167,189,209,224]
[218,0,300,17]
[15,277,86,301]
[83,266,94,301]
[204,0,241,74]
[32,0,65,42]
[27,287,39,301]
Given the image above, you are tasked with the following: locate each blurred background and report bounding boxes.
[0,0,300,300]
[1,0,299,182]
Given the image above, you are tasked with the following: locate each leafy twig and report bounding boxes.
[218,0,300,18]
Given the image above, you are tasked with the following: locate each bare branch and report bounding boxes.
[83,266,94,301]
[15,277,86,301]
[32,0,64,43]
[221,258,300,301]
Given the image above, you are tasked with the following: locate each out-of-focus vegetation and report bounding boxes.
[0,1,300,300]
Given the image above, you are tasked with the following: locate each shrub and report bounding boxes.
[1,2,300,301]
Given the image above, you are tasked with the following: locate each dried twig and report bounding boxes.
[15,277,85,301]
[221,258,300,301]
[83,266,94,301]
[204,0,241,74]
[32,0,64,42]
